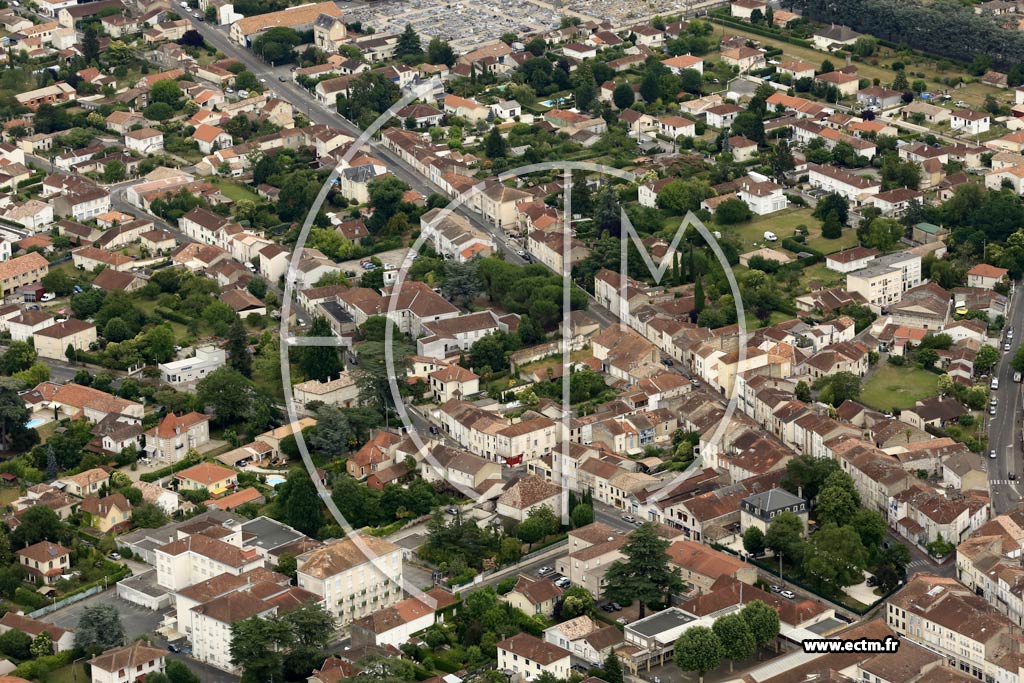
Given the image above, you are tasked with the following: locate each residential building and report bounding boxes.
[497,633,571,682]
[16,540,70,585]
[846,251,922,310]
[295,536,403,629]
[33,318,96,361]
[145,412,211,462]
[89,642,166,683]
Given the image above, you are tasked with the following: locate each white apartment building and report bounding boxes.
[159,346,226,386]
[296,536,403,630]
[154,534,264,591]
[497,633,571,682]
[846,251,922,310]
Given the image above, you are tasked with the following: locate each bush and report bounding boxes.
[887,354,906,366]
[496,577,517,594]
[14,587,47,610]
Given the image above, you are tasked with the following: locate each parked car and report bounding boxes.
[40,292,55,302]
[537,566,553,576]
[780,590,796,599]
[167,644,181,653]
[1005,342,1012,351]
[445,507,458,515]
[763,231,778,242]
[109,552,121,561]
[866,576,879,587]
[769,585,783,593]
[990,450,998,459]
[1011,472,1018,481]
[554,577,571,588]
[609,602,622,611]
[621,514,636,523]
[661,358,674,366]
[616,617,629,625]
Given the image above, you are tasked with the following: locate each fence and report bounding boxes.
[28,584,107,619]
[449,537,569,594]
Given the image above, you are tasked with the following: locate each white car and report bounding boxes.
[763,231,778,242]
[40,292,55,302]
[992,377,1000,390]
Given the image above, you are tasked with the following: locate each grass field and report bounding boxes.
[212,180,260,204]
[723,207,817,251]
[46,663,87,683]
[860,363,941,411]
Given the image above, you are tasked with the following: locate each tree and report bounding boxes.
[226,317,252,377]
[770,140,795,180]
[278,468,323,537]
[713,613,756,671]
[230,615,293,683]
[427,36,455,66]
[132,503,168,528]
[742,526,765,556]
[571,503,594,528]
[300,316,342,382]
[103,159,127,182]
[41,269,74,297]
[0,629,31,660]
[657,178,711,215]
[892,70,909,91]
[813,193,850,225]
[815,485,859,527]
[742,600,780,652]
[74,605,125,655]
[715,198,753,225]
[484,127,507,159]
[253,27,302,65]
[764,511,804,562]
[604,523,682,618]
[803,523,868,591]
[602,649,624,683]
[795,380,811,402]
[151,79,183,106]
[821,210,842,239]
[813,371,861,407]
[196,367,253,426]
[613,83,635,109]
[0,341,36,375]
[247,277,268,300]
[731,110,765,144]
[165,661,201,683]
[30,631,52,659]
[517,505,559,548]
[396,24,423,61]
[572,62,598,110]
[144,325,176,364]
[560,585,595,619]
[83,24,100,64]
[674,626,723,683]
[976,345,1000,374]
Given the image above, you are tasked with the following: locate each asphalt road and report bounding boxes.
[988,283,1024,514]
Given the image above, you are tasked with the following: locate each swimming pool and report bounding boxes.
[25,419,45,429]
[265,475,286,487]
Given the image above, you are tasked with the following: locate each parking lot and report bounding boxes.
[41,590,163,639]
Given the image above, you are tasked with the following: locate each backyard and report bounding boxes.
[723,208,859,255]
[860,362,941,411]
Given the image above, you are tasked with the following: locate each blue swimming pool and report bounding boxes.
[25,419,45,429]
[265,475,286,487]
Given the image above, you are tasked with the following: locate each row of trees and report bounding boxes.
[675,601,780,681]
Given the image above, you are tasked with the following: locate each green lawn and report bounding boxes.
[806,225,860,255]
[212,180,260,204]
[45,663,87,683]
[744,310,795,330]
[724,207,817,251]
[860,363,941,412]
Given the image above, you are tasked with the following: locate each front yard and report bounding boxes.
[860,362,941,412]
[723,208,859,256]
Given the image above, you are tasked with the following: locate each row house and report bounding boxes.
[889,484,989,545]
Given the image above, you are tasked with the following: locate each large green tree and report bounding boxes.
[742,600,781,651]
[74,605,125,655]
[713,613,756,671]
[603,522,683,618]
[674,625,723,683]
[300,316,343,383]
[278,468,323,537]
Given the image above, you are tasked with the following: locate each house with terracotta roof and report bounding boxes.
[967,263,1009,290]
[154,532,264,591]
[0,612,73,652]
[497,474,563,522]
[192,124,232,154]
[55,467,110,498]
[497,632,571,681]
[34,318,96,361]
[174,461,236,496]
[502,574,563,617]
[346,430,402,479]
[89,641,166,683]
[146,412,210,463]
[429,364,480,403]
[17,540,69,584]
[349,595,436,648]
[79,493,132,533]
[0,252,47,296]
[296,536,403,628]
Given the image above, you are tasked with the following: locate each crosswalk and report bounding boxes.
[907,560,928,569]
[991,479,1018,486]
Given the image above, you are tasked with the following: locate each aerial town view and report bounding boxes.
[1,0,1024,682]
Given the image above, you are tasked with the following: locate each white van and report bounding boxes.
[992,377,1000,390]
[763,231,778,242]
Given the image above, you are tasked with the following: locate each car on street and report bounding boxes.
[278,76,287,82]
[661,358,673,366]
[1005,342,1012,351]
[168,644,181,653]
[780,590,796,599]
[428,425,439,435]
[537,566,553,576]
[109,552,121,560]
[990,450,998,459]
[990,405,997,416]
[445,507,458,515]
[621,514,636,523]
[1011,473,1018,480]
[992,377,1000,390]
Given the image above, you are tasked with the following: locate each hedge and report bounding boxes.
[781,237,824,262]
[140,457,202,482]
[708,15,815,49]
[156,307,190,325]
